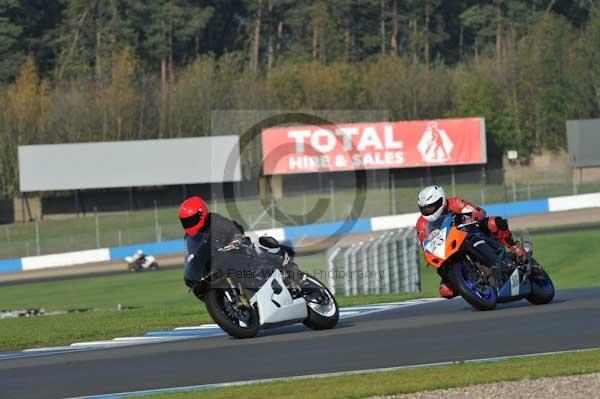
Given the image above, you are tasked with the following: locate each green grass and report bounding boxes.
[145,349,600,399]
[0,226,599,351]
[3,179,599,259]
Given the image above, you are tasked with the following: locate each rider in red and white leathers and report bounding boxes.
[416,185,526,299]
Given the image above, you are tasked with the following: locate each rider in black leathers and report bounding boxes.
[179,196,245,287]
[179,196,300,292]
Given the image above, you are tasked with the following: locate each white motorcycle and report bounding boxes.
[125,253,159,272]
[190,237,339,339]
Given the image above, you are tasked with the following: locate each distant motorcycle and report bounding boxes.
[423,212,555,310]
[190,236,339,339]
[125,254,159,272]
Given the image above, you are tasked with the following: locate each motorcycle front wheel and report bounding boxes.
[204,289,259,339]
[448,261,497,311]
[527,260,554,305]
[301,275,339,330]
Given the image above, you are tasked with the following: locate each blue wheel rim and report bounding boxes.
[460,264,495,301]
[533,275,553,292]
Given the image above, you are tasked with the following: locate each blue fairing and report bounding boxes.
[497,271,532,298]
[441,213,454,231]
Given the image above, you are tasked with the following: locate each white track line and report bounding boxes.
[64,347,600,399]
[22,346,72,352]
[174,324,220,330]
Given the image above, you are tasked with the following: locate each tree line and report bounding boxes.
[1,1,600,196]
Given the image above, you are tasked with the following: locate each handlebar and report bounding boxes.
[456,219,479,230]
[217,237,250,253]
[217,242,241,252]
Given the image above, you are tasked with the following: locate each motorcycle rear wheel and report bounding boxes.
[448,261,497,311]
[205,289,259,339]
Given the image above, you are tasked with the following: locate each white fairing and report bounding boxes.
[424,228,448,259]
[250,269,308,325]
[509,268,520,296]
[140,256,156,268]
[125,255,156,268]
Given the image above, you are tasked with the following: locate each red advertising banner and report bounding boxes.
[261,117,486,175]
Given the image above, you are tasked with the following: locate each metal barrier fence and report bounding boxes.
[326,228,420,296]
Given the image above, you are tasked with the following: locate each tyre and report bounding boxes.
[448,261,497,311]
[527,264,554,305]
[302,275,339,330]
[149,262,159,271]
[204,289,259,339]
[128,264,136,272]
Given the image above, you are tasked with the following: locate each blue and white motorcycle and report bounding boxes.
[423,212,555,310]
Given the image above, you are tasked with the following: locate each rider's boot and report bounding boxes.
[439,280,457,299]
[257,236,304,284]
[282,257,305,286]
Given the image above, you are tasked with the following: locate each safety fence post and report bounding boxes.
[402,230,419,292]
[326,246,341,295]
[401,228,412,291]
[361,238,374,294]
[390,230,401,293]
[35,219,40,256]
[371,235,380,294]
[350,242,362,295]
[381,232,394,294]
[409,230,421,292]
[94,206,100,248]
[153,200,160,242]
[343,244,355,295]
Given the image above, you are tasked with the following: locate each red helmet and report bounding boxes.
[179,196,209,236]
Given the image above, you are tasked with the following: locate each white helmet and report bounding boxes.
[136,250,143,256]
[417,185,447,222]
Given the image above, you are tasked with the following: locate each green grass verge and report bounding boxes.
[145,349,600,399]
[1,226,599,351]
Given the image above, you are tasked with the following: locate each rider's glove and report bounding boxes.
[511,242,527,262]
[471,207,486,221]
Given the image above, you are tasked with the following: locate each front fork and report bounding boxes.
[460,235,504,291]
[224,277,251,308]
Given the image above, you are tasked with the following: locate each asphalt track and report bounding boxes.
[2,287,600,399]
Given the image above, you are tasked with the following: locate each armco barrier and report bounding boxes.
[548,192,600,212]
[0,258,23,273]
[283,218,373,241]
[2,192,600,274]
[484,198,549,218]
[108,240,183,260]
[21,249,110,271]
